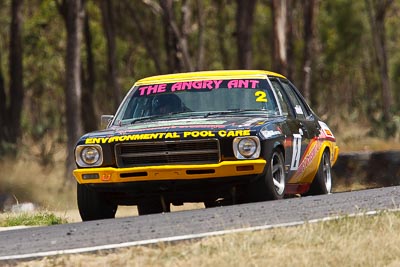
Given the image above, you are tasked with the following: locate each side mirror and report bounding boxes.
[101,115,114,129]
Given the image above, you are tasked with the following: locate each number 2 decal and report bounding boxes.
[255,91,268,102]
[290,134,302,170]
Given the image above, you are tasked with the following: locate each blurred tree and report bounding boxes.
[178,0,194,71]
[100,0,121,110]
[301,0,317,101]
[8,0,24,145]
[0,49,5,144]
[122,1,163,74]
[365,0,394,124]
[81,0,96,132]
[23,1,66,145]
[271,0,288,75]
[285,0,294,80]
[315,1,366,116]
[160,0,180,72]
[57,0,84,181]
[160,0,194,72]
[0,0,24,154]
[0,0,399,167]
[236,0,257,69]
[195,0,205,70]
[214,0,233,69]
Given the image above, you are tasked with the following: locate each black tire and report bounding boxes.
[204,198,231,208]
[77,183,117,221]
[247,149,286,202]
[137,198,170,215]
[308,150,332,195]
[204,200,219,208]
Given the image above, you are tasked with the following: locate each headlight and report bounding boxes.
[75,145,103,167]
[233,137,261,159]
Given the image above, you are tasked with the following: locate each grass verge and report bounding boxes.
[0,212,67,227]
[5,211,400,267]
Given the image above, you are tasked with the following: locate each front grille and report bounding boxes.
[115,139,220,167]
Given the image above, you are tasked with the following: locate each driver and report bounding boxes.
[152,94,183,115]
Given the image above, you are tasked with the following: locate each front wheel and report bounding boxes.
[77,183,117,221]
[308,150,332,195]
[247,149,286,202]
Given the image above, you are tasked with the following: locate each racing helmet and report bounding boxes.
[152,94,182,115]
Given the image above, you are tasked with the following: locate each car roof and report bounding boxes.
[134,70,286,86]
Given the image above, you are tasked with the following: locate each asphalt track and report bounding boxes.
[1,186,400,261]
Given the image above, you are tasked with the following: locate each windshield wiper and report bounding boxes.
[130,112,198,124]
[130,115,167,124]
[203,110,240,118]
[203,109,270,118]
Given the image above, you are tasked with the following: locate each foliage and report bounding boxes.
[0,0,399,162]
[315,1,369,114]
[0,211,67,227]
[23,1,66,142]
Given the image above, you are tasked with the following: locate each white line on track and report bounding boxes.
[0,209,397,261]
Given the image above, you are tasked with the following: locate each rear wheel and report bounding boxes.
[77,183,117,221]
[248,149,286,201]
[308,150,332,195]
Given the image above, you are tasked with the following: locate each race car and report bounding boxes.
[73,70,339,221]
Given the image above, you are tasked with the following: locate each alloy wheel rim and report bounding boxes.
[323,153,332,193]
[272,153,285,195]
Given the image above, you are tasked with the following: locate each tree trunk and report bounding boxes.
[196,0,205,70]
[215,0,230,69]
[301,0,317,101]
[236,0,257,69]
[100,0,121,110]
[0,51,5,145]
[286,0,294,80]
[179,0,194,71]
[82,3,97,132]
[365,0,393,123]
[7,0,24,144]
[160,0,194,72]
[60,0,84,182]
[271,0,287,75]
[160,0,181,73]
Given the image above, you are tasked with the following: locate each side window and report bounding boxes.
[269,79,290,116]
[279,80,309,119]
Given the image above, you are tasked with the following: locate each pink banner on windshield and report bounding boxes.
[138,79,261,96]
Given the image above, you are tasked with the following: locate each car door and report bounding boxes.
[269,78,317,182]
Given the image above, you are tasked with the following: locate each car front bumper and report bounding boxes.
[73,159,267,184]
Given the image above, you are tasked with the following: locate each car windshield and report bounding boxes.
[113,78,280,125]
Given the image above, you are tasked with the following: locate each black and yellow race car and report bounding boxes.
[73,70,339,221]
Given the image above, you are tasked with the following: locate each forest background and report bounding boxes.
[0,0,399,208]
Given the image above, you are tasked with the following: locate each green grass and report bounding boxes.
[0,212,67,227]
